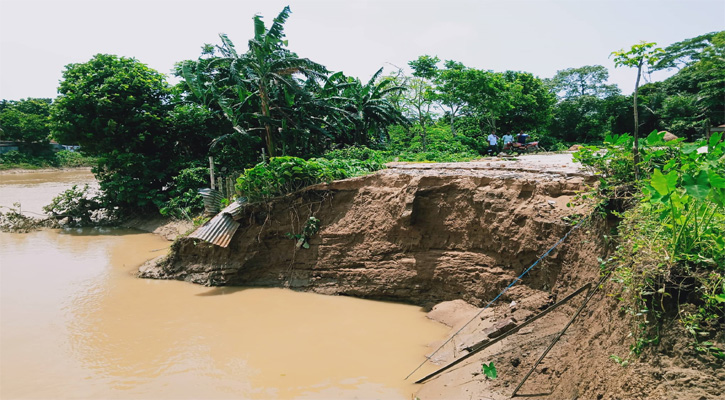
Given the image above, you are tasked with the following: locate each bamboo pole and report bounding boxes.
[415,283,591,384]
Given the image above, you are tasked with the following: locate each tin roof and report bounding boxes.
[188,200,245,247]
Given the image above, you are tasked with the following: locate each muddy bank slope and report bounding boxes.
[141,158,596,308]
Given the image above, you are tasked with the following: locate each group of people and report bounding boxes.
[486,130,530,155]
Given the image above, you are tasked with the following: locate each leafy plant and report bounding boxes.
[159,167,208,220]
[286,216,320,249]
[481,362,497,379]
[43,184,107,226]
[582,131,725,360]
[235,156,382,202]
[0,203,47,232]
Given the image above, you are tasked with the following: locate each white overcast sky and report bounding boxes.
[1,0,723,101]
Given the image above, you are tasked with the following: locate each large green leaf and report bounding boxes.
[651,169,677,196]
[646,130,664,146]
[683,171,710,201]
[481,362,497,379]
[708,169,725,189]
[709,131,723,151]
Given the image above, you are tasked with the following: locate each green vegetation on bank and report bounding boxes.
[575,131,725,360]
[0,150,96,170]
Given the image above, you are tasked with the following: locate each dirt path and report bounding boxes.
[385,153,590,179]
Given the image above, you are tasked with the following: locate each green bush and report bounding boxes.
[159,167,209,219]
[323,145,386,162]
[54,150,96,167]
[578,131,725,360]
[43,184,106,226]
[235,156,382,202]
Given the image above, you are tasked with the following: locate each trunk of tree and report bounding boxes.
[260,85,276,159]
[419,113,427,151]
[450,111,456,137]
[633,61,642,180]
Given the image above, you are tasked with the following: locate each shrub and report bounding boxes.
[235,156,382,202]
[0,149,95,169]
[159,167,208,220]
[43,184,106,226]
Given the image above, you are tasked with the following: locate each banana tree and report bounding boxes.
[184,6,328,158]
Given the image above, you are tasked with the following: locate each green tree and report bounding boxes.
[458,68,508,134]
[187,6,328,158]
[51,54,175,211]
[0,98,52,150]
[407,55,441,151]
[611,41,664,179]
[339,68,408,146]
[547,65,620,99]
[500,71,556,134]
[436,60,467,135]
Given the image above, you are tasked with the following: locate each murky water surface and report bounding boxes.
[0,169,98,216]
[0,171,447,399]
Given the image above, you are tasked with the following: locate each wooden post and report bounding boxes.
[209,156,215,190]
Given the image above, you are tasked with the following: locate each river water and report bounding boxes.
[0,170,448,399]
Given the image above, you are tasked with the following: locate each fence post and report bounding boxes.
[209,156,215,190]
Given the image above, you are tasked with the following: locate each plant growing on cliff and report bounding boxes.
[235,156,382,202]
[579,132,725,360]
[286,216,320,249]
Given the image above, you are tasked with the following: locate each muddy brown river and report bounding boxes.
[0,170,448,399]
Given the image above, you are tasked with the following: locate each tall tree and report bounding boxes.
[407,55,440,151]
[458,69,508,134]
[436,60,467,135]
[187,6,328,158]
[51,54,174,210]
[547,65,620,99]
[611,41,664,180]
[339,68,408,146]
[500,71,556,133]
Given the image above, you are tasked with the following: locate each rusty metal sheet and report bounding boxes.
[226,200,245,219]
[188,201,244,247]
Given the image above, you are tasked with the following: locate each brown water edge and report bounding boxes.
[0,168,97,216]
[0,227,448,400]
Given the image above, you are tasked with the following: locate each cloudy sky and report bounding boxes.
[1,0,723,100]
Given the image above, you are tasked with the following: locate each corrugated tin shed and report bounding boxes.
[188,200,245,247]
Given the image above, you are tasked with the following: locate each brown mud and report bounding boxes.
[141,156,724,400]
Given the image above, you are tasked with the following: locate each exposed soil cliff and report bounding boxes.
[141,162,594,308]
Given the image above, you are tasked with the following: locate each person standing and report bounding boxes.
[502,131,514,149]
[487,131,499,155]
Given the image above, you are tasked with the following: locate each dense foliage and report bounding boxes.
[575,132,725,360]
[235,156,382,203]
[0,98,52,148]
